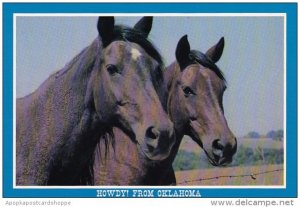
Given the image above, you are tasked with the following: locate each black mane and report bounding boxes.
[103,25,163,66]
[189,50,226,83]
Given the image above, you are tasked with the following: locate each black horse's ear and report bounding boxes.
[176,35,191,70]
[206,37,225,63]
[133,16,153,38]
[97,17,115,47]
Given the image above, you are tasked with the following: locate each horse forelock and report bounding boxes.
[189,50,226,84]
[100,25,164,81]
[106,25,163,64]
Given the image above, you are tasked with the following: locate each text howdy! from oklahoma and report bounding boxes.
[96,189,202,198]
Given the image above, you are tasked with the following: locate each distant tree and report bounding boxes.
[266,129,283,140]
[173,150,204,171]
[273,129,284,141]
[233,144,284,167]
[266,130,276,138]
[247,131,260,138]
[276,129,283,137]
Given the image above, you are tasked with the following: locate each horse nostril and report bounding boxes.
[212,139,224,162]
[212,139,224,150]
[145,126,160,140]
[224,137,237,158]
[211,138,237,165]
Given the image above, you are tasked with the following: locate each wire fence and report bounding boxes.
[177,168,283,185]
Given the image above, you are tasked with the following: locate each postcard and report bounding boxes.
[2,2,298,207]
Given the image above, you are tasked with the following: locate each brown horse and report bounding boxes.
[93,35,237,185]
[16,17,175,185]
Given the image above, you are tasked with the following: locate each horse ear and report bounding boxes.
[205,37,225,63]
[97,17,115,47]
[176,35,191,70]
[133,16,153,38]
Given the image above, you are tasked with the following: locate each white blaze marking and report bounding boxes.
[131,48,142,61]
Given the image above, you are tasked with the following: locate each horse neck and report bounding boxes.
[162,61,181,111]
[55,39,99,94]
[16,38,104,185]
[17,38,101,135]
[163,62,185,150]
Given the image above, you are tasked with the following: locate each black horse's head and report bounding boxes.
[90,17,175,161]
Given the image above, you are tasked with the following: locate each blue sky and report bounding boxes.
[16,16,284,136]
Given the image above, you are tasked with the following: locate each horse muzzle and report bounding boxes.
[138,125,175,161]
[206,137,237,166]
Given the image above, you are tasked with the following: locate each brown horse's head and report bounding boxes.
[168,35,237,166]
[90,17,175,161]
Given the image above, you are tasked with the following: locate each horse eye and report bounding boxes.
[183,86,195,97]
[106,64,118,75]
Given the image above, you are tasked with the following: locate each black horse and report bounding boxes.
[16,17,175,185]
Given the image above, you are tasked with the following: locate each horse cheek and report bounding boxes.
[174,89,187,127]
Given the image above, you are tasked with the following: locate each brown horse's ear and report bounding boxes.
[206,37,225,63]
[97,17,115,47]
[176,35,191,70]
[134,16,153,38]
